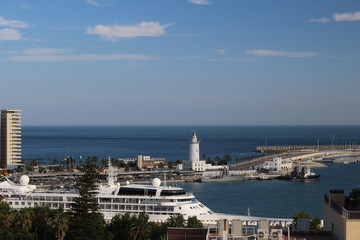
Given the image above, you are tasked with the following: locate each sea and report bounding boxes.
[22,125,360,219]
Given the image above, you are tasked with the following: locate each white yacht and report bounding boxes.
[0,162,291,227]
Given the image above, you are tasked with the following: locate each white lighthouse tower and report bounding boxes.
[181,132,222,172]
[189,132,200,162]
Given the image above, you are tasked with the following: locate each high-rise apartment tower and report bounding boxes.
[0,109,22,168]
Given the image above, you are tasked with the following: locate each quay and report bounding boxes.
[256,144,360,152]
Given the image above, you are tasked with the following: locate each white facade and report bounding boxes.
[183,132,213,171]
[263,157,292,171]
[189,132,200,162]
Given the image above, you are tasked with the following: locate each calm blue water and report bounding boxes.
[22,126,360,218]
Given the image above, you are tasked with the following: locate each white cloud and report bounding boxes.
[9,49,159,62]
[85,0,110,7]
[214,49,225,55]
[87,22,170,41]
[246,49,318,58]
[0,28,21,41]
[0,16,29,28]
[85,0,100,6]
[20,4,31,10]
[309,11,360,23]
[23,48,70,55]
[188,0,211,5]
[333,11,360,22]
[308,17,330,23]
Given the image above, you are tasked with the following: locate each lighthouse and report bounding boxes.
[189,132,200,162]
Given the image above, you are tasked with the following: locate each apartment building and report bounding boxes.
[323,189,360,240]
[0,109,22,168]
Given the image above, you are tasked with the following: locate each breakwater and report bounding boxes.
[256,144,360,152]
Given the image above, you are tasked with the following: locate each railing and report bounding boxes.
[328,199,360,219]
[330,200,348,217]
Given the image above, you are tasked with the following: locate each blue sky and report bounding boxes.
[0,0,359,125]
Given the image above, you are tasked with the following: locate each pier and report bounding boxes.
[256,144,360,152]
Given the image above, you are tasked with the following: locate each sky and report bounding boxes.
[0,0,359,126]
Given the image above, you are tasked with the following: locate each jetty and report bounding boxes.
[256,144,360,152]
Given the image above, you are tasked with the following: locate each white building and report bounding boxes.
[263,157,292,171]
[182,132,216,172]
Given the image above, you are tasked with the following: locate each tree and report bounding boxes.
[310,217,322,231]
[292,211,310,228]
[130,212,151,240]
[148,222,167,240]
[48,208,69,240]
[292,211,323,231]
[167,162,174,169]
[107,213,132,240]
[224,154,232,164]
[67,158,106,240]
[349,188,360,209]
[31,206,52,239]
[165,214,186,228]
[186,216,203,228]
[30,159,38,167]
[15,166,24,173]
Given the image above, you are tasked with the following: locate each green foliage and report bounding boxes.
[167,162,174,169]
[71,157,100,215]
[292,211,322,231]
[130,212,151,240]
[186,216,203,228]
[148,221,167,240]
[107,213,167,240]
[349,188,360,199]
[31,206,52,239]
[48,208,69,240]
[107,213,133,240]
[310,217,322,231]
[15,166,24,173]
[0,203,71,240]
[67,157,106,240]
[67,212,106,240]
[165,214,186,228]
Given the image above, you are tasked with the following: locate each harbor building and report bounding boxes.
[262,157,292,171]
[0,109,22,168]
[323,189,360,240]
[117,155,166,169]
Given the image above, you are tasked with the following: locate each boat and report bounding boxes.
[0,159,290,226]
[200,166,244,182]
[277,166,320,181]
[257,174,271,181]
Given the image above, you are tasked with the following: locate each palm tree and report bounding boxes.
[165,214,186,228]
[131,212,151,240]
[0,202,15,229]
[186,216,203,228]
[15,208,33,231]
[48,208,69,240]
